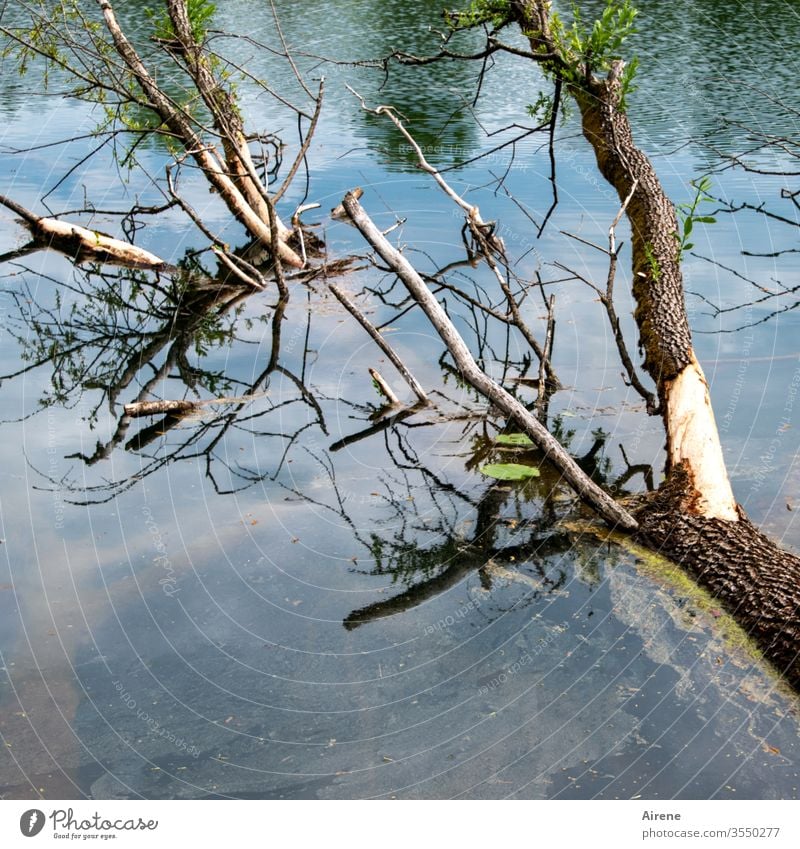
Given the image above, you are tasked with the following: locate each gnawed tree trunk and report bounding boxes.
[510,0,800,685]
[574,66,737,521]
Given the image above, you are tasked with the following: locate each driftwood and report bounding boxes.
[124,393,263,418]
[329,404,423,453]
[0,194,166,268]
[342,190,638,531]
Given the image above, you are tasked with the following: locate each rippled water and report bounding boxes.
[1,0,799,800]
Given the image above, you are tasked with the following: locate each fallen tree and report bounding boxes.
[3,0,797,686]
[511,0,800,685]
[345,0,800,686]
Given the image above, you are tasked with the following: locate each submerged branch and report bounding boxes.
[124,393,265,418]
[329,282,429,405]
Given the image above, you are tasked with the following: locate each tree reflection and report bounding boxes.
[1,255,330,502]
[0,228,657,636]
[277,389,646,630]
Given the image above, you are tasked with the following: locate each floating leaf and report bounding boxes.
[495,433,534,447]
[479,463,540,481]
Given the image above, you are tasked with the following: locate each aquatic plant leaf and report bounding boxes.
[479,462,541,480]
[495,433,534,447]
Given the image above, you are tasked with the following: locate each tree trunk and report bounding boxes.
[164,0,293,242]
[510,0,800,686]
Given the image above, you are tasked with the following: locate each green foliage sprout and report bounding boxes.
[549,0,640,108]
[147,0,217,44]
[675,175,716,258]
[526,90,555,124]
[446,0,511,30]
[644,242,661,282]
[447,0,641,114]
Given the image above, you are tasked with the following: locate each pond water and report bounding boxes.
[1,0,800,800]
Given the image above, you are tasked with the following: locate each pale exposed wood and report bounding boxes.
[664,355,738,521]
[347,86,502,250]
[164,0,292,244]
[368,368,400,406]
[124,393,263,418]
[509,1,737,521]
[506,0,800,686]
[95,0,303,268]
[0,194,165,268]
[535,293,556,422]
[343,190,638,531]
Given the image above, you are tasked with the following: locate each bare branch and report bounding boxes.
[342,189,637,531]
[329,283,429,405]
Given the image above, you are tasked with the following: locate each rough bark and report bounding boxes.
[511,0,736,520]
[509,0,800,685]
[367,368,401,406]
[637,467,800,688]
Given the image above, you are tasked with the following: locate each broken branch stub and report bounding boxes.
[329,282,429,405]
[342,189,637,531]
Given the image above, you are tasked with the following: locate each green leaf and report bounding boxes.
[495,433,534,447]
[693,216,716,224]
[694,175,713,193]
[683,242,694,251]
[479,463,541,481]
